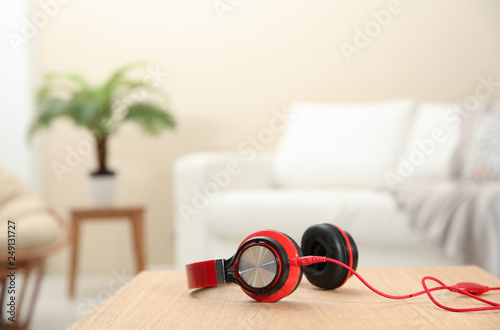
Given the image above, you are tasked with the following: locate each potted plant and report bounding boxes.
[29,62,176,206]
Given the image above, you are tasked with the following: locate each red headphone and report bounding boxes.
[186,223,357,302]
[186,223,500,312]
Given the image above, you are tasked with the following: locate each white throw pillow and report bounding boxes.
[273,99,415,187]
[396,102,461,181]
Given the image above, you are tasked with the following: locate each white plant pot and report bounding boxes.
[89,173,116,207]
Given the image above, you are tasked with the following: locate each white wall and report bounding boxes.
[0,0,35,186]
[22,0,500,273]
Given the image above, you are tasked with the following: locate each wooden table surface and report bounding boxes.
[70,265,500,329]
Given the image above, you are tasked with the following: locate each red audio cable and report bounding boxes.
[297,256,500,312]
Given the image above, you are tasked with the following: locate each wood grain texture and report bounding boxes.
[70,266,500,329]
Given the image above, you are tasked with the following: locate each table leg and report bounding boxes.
[131,212,146,272]
[69,216,80,297]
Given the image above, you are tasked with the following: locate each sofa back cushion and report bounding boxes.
[273,99,415,187]
[396,102,461,182]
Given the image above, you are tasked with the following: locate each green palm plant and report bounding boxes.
[30,62,176,174]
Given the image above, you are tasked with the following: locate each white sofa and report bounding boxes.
[174,99,466,269]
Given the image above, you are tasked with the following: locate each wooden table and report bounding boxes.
[70,265,500,329]
[69,207,146,297]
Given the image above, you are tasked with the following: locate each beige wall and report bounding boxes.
[37,0,500,273]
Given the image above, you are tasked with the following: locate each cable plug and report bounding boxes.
[297,256,327,266]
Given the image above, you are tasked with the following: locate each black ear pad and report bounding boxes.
[301,223,358,289]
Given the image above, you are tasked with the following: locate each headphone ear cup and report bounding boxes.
[301,223,358,289]
[236,230,304,302]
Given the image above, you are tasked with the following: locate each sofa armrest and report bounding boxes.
[173,152,274,268]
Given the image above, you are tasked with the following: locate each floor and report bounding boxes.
[30,266,169,330]
[30,272,130,329]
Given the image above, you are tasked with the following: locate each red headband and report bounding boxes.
[186,259,226,289]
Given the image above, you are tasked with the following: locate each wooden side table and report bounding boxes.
[69,207,146,297]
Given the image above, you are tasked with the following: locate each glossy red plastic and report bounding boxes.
[450,282,490,295]
[186,260,218,289]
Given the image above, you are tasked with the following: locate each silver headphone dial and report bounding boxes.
[237,244,278,289]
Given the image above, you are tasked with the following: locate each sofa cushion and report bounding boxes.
[204,188,424,250]
[0,193,46,219]
[0,212,64,252]
[396,102,461,182]
[453,101,500,181]
[273,99,415,187]
[0,167,65,255]
[0,170,28,206]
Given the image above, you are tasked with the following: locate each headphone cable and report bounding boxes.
[297,256,500,312]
